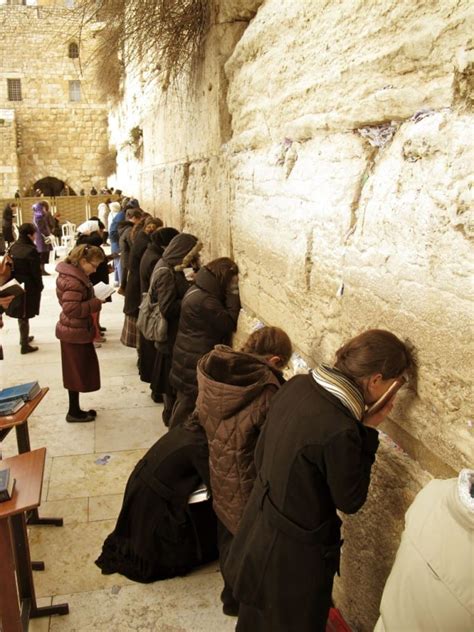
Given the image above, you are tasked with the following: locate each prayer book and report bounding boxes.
[0,397,24,417]
[0,381,41,404]
[0,467,15,502]
[93,281,116,301]
[0,278,24,298]
[188,484,210,504]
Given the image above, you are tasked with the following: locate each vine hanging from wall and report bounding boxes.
[77,0,211,96]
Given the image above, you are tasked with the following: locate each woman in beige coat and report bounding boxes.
[375,469,474,632]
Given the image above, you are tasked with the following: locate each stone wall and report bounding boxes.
[0,4,110,196]
[0,109,19,195]
[108,1,473,629]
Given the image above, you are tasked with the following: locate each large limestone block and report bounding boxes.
[225,0,473,146]
[333,435,432,631]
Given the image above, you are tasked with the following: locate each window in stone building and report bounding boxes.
[7,78,22,101]
[69,80,81,102]
[68,42,79,58]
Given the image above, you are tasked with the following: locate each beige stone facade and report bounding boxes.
[108,1,473,628]
[0,1,110,197]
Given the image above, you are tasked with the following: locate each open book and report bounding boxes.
[0,278,24,298]
[93,281,116,301]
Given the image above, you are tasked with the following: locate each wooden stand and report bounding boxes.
[0,388,62,526]
[0,449,69,631]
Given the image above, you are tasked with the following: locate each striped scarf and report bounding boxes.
[311,364,365,421]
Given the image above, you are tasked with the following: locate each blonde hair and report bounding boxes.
[65,244,104,267]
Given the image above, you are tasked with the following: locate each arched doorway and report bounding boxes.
[33,177,76,196]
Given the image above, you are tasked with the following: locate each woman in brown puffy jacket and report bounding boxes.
[55,244,105,423]
[196,326,292,616]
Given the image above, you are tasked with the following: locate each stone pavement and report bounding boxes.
[0,265,236,632]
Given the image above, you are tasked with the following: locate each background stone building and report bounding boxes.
[0,0,111,197]
[106,1,473,629]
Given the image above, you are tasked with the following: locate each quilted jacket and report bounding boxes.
[55,261,102,343]
[196,344,284,534]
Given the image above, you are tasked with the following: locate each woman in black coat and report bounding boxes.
[95,417,217,583]
[121,216,162,348]
[2,202,17,246]
[149,232,202,425]
[168,257,241,429]
[224,329,413,632]
[9,223,44,354]
[137,227,179,384]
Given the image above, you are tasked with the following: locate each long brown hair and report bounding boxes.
[205,257,239,293]
[334,329,412,380]
[241,326,292,369]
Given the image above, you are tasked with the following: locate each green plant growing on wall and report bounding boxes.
[99,146,118,176]
[122,126,143,159]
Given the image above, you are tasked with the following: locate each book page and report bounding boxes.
[93,282,116,301]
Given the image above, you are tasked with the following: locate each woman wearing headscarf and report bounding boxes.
[149,233,202,426]
[224,329,413,632]
[121,216,163,348]
[32,201,54,275]
[137,227,179,384]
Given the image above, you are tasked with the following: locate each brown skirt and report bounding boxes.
[120,315,137,348]
[60,341,100,392]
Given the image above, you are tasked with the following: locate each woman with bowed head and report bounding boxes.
[149,233,202,425]
[55,245,106,423]
[224,329,413,632]
[76,218,111,346]
[95,415,217,583]
[196,326,292,616]
[168,257,241,429]
[32,201,54,275]
[138,226,179,383]
[121,215,163,349]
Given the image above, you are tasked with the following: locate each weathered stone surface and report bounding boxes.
[107,1,473,629]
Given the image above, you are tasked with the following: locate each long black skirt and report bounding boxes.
[95,465,218,583]
[138,333,156,383]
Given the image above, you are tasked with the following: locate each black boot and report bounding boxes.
[19,319,39,354]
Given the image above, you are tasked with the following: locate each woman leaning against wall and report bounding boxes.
[224,329,413,632]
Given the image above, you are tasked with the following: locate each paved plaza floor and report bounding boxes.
[0,264,235,632]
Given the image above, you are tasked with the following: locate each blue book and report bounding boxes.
[0,381,40,404]
[0,397,25,416]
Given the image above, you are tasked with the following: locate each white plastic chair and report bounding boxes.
[61,222,76,250]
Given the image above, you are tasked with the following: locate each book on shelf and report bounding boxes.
[188,484,210,505]
[0,381,41,405]
[0,467,16,502]
[0,397,25,417]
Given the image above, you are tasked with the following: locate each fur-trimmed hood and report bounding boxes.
[162,233,202,270]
